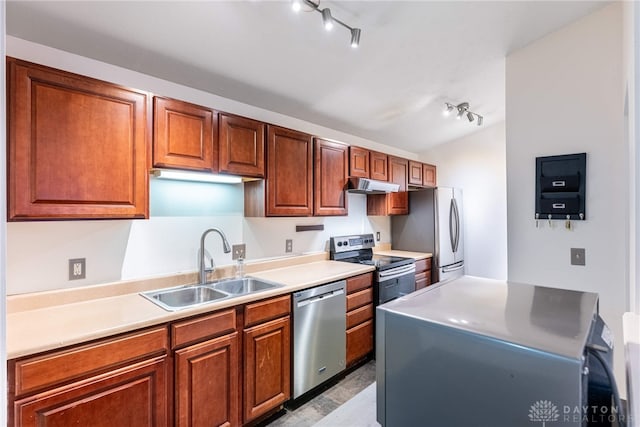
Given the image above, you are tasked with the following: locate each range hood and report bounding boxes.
[347,177,400,194]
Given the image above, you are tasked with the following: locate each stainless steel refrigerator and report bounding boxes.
[391,187,464,283]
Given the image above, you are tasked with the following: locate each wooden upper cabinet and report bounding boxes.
[349,146,369,178]
[266,125,313,216]
[153,97,217,172]
[368,156,408,215]
[7,57,149,220]
[370,151,389,181]
[423,163,437,187]
[219,113,265,177]
[408,161,424,186]
[314,138,348,216]
[386,156,409,215]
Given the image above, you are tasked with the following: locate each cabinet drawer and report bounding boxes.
[346,288,373,311]
[346,304,373,329]
[346,272,373,294]
[244,295,291,328]
[415,257,432,272]
[171,309,236,349]
[346,320,373,367]
[12,326,168,397]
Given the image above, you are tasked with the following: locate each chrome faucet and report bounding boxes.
[199,228,232,284]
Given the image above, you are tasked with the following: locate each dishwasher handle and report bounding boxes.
[295,289,345,308]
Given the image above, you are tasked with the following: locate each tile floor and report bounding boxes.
[265,360,376,427]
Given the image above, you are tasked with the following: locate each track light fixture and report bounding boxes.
[291,0,362,48]
[443,102,484,126]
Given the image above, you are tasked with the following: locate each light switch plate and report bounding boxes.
[69,258,86,280]
[286,239,293,253]
[571,248,585,266]
[232,244,246,260]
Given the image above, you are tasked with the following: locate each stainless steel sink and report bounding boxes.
[141,285,230,311]
[141,277,283,311]
[212,277,282,295]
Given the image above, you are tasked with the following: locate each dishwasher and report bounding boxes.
[292,280,346,399]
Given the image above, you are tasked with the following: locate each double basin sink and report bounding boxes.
[141,277,283,311]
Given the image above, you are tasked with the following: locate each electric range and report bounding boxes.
[329,233,416,304]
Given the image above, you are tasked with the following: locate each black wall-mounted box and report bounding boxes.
[535,153,586,220]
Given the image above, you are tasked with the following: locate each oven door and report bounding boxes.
[377,264,416,304]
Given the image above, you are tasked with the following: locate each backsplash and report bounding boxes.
[6,181,390,295]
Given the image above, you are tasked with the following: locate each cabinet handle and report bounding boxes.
[552,181,566,187]
[552,203,566,209]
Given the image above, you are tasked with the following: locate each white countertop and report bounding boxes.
[6,260,374,359]
[374,249,432,260]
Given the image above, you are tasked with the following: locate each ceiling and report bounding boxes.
[6,0,609,154]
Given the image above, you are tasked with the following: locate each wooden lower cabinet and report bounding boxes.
[175,333,239,427]
[9,326,170,427]
[346,320,374,367]
[13,357,168,427]
[415,257,433,290]
[345,272,374,368]
[243,316,291,423]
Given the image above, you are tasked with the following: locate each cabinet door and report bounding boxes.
[346,320,373,367]
[153,96,217,172]
[408,161,424,186]
[175,333,239,427]
[13,357,169,427]
[7,58,149,220]
[423,163,437,187]
[349,146,369,178]
[243,316,291,423]
[266,126,313,216]
[370,151,388,181]
[219,113,265,177]
[314,138,349,216]
[386,156,409,215]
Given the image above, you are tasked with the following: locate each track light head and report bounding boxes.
[477,116,483,126]
[467,112,474,122]
[322,8,334,30]
[443,103,454,116]
[350,28,361,48]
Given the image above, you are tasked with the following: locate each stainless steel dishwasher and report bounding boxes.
[292,280,346,399]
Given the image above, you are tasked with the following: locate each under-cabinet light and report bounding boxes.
[152,169,242,184]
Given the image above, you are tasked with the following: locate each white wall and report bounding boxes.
[625,0,640,315]
[506,3,628,395]
[420,122,507,280]
[4,37,393,295]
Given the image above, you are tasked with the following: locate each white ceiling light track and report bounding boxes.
[443,102,484,126]
[291,0,361,48]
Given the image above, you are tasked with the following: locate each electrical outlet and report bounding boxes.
[376,232,381,241]
[69,258,86,280]
[286,239,293,253]
[232,244,246,260]
[571,248,586,266]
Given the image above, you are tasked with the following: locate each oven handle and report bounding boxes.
[377,264,416,281]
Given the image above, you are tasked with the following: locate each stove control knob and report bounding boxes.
[337,241,343,247]
[343,241,349,247]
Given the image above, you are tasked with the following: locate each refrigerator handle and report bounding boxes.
[449,199,456,252]
[452,198,460,253]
